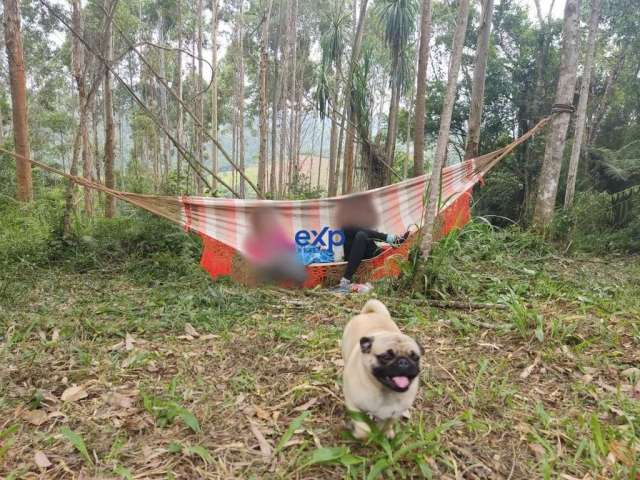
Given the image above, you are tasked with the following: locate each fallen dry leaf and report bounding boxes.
[22,409,49,426]
[293,397,318,412]
[254,405,271,421]
[61,385,88,402]
[104,392,134,409]
[528,443,546,460]
[185,323,200,337]
[520,355,540,379]
[34,451,52,469]
[51,328,60,342]
[248,421,272,458]
[200,333,218,340]
[125,333,135,351]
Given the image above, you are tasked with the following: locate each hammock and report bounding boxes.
[6,117,550,287]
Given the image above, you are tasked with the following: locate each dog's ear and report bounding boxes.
[360,336,373,354]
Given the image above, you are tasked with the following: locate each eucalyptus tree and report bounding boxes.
[318,5,349,195]
[465,0,494,160]
[3,0,33,201]
[564,0,600,208]
[420,0,470,258]
[378,0,417,182]
[412,0,431,177]
[533,0,581,229]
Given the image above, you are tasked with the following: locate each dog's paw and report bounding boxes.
[384,426,396,439]
[351,421,371,440]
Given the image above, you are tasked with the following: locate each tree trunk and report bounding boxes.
[104,0,116,217]
[159,13,171,187]
[287,0,297,191]
[420,0,470,257]
[342,0,369,194]
[464,0,494,160]
[278,4,290,198]
[237,0,245,198]
[195,0,204,194]
[0,88,4,144]
[532,0,581,229]
[3,0,32,202]
[258,0,273,195]
[413,0,432,177]
[210,0,219,193]
[588,48,625,145]
[384,64,400,182]
[328,88,340,196]
[564,0,599,209]
[317,116,325,188]
[270,5,283,196]
[176,0,184,191]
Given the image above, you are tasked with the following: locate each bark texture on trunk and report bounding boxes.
[464,0,494,160]
[420,0,470,257]
[104,0,116,217]
[176,0,184,190]
[258,0,273,196]
[342,0,369,194]
[564,0,599,208]
[210,0,219,192]
[532,0,581,229]
[196,0,205,194]
[3,0,32,202]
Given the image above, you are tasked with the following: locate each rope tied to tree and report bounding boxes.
[552,103,576,114]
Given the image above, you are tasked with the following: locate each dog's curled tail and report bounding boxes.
[361,299,390,318]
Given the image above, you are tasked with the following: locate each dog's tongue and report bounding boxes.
[392,376,410,389]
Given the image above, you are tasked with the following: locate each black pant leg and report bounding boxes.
[344,231,368,281]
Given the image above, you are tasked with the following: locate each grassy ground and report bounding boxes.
[1,218,639,479]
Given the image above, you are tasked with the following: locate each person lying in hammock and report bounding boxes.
[334,195,408,294]
[244,205,308,285]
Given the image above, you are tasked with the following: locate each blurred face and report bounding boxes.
[337,196,379,228]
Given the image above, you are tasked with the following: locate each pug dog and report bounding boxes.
[341,299,423,440]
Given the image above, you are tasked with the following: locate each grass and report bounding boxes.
[1,211,639,478]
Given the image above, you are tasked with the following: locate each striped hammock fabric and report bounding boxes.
[8,117,550,285]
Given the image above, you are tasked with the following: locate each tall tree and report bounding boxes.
[342,0,369,193]
[104,0,116,217]
[176,0,184,191]
[420,0,470,257]
[380,0,417,183]
[236,0,246,197]
[3,0,32,201]
[464,0,494,160]
[532,0,581,229]
[270,2,283,195]
[287,0,297,191]
[196,0,205,194]
[258,0,273,195]
[413,0,431,178]
[210,0,219,192]
[564,0,600,208]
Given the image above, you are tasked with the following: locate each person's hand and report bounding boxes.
[386,233,399,244]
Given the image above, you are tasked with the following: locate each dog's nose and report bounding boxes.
[396,358,410,369]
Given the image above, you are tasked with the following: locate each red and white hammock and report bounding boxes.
[10,117,550,288]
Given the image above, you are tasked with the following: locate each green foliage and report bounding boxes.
[551,192,640,253]
[60,427,93,466]
[141,382,201,432]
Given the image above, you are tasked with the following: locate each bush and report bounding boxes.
[551,191,640,253]
[0,195,203,279]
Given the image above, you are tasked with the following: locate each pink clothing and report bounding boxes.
[244,228,295,264]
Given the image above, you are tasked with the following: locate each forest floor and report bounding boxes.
[1,223,639,479]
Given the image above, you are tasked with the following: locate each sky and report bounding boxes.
[522,0,566,19]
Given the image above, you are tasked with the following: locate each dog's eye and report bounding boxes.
[410,352,420,362]
[378,350,395,363]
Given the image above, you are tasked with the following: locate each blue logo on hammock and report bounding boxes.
[295,227,345,252]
